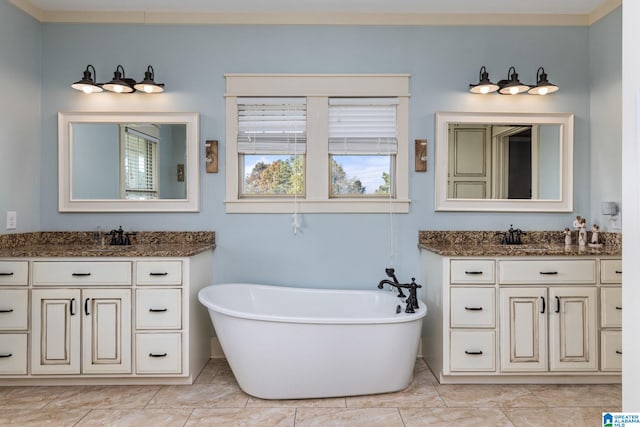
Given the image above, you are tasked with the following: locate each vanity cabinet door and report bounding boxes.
[82,289,131,374]
[548,287,597,371]
[499,287,547,372]
[31,289,81,374]
[601,287,622,328]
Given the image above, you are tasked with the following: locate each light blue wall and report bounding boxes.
[589,7,622,230]
[37,23,594,288]
[0,2,41,232]
[72,124,119,199]
[538,125,561,200]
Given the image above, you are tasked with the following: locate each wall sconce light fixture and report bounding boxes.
[133,65,165,93]
[498,66,530,95]
[71,65,103,94]
[71,64,165,94]
[102,65,135,93]
[528,67,559,95]
[469,66,499,94]
[469,66,558,95]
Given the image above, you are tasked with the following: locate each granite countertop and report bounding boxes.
[418,230,622,257]
[0,231,215,258]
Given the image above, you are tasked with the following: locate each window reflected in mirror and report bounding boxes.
[71,123,187,200]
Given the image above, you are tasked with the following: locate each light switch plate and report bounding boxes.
[6,211,16,230]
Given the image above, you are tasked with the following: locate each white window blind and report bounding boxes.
[237,97,307,154]
[328,98,398,154]
[124,127,158,198]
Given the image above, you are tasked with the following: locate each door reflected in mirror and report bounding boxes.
[448,123,560,200]
[71,123,187,200]
[435,112,573,212]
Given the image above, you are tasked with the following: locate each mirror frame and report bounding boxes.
[58,111,200,212]
[435,111,573,212]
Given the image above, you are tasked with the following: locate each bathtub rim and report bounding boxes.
[198,283,426,325]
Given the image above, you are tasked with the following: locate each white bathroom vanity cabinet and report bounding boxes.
[0,250,213,385]
[421,249,621,384]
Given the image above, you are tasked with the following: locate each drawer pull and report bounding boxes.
[464,307,483,311]
[149,272,169,276]
[540,296,546,314]
[0,272,14,276]
[464,271,483,275]
[0,308,14,313]
[555,296,560,313]
[0,353,12,358]
[149,308,168,313]
[616,306,622,310]
[70,298,76,316]
[72,273,92,277]
[615,270,622,274]
[149,352,168,358]
[84,298,91,316]
[539,271,558,275]
[616,350,623,355]
[464,350,483,355]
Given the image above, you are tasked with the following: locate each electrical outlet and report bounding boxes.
[6,211,16,230]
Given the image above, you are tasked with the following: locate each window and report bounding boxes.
[225,74,410,213]
[328,98,398,197]
[237,98,306,197]
[122,126,158,200]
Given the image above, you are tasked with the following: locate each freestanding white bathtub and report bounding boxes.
[198,283,426,399]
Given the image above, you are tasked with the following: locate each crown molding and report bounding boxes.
[8,0,621,26]
[588,0,622,25]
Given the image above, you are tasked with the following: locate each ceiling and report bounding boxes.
[17,0,612,15]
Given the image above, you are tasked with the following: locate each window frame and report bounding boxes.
[120,125,159,200]
[225,74,410,213]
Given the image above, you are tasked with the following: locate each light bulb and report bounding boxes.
[509,87,518,95]
[480,86,490,94]
[143,85,153,93]
[538,87,549,95]
[114,85,123,93]
[83,86,92,94]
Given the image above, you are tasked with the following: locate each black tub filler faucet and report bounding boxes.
[378,268,422,313]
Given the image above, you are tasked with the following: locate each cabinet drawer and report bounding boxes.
[136,333,182,374]
[0,290,28,330]
[0,262,28,286]
[450,288,495,328]
[0,334,28,374]
[601,287,622,328]
[499,260,596,284]
[136,262,182,286]
[450,260,495,284]
[601,330,622,372]
[450,330,495,372]
[32,262,131,286]
[601,260,622,284]
[136,289,182,329]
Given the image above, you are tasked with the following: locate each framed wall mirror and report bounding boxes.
[58,112,200,212]
[435,112,573,212]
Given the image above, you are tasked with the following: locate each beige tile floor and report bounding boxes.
[0,358,620,426]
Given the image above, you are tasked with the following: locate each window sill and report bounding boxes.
[225,199,410,213]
